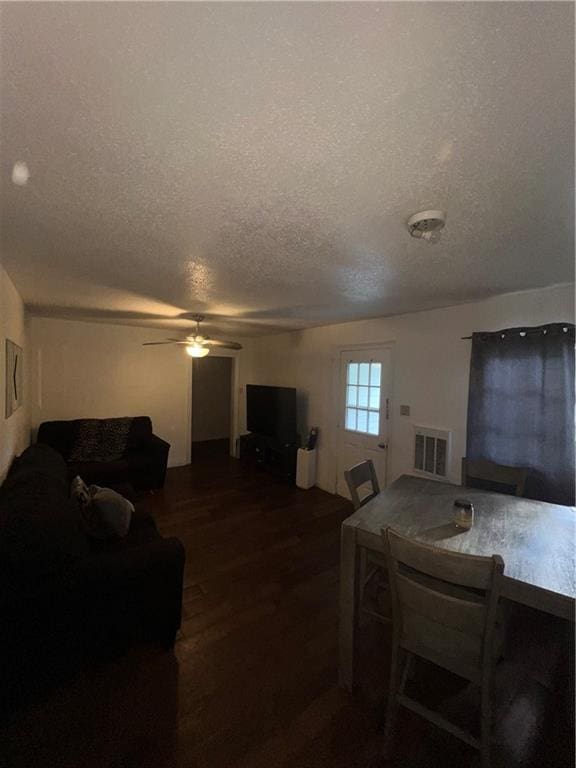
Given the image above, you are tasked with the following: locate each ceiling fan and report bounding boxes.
[142,315,242,357]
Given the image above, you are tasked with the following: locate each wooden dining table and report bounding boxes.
[339,474,576,690]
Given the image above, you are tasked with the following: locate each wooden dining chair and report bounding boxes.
[462,457,528,497]
[382,527,505,768]
[344,459,380,511]
[344,461,390,624]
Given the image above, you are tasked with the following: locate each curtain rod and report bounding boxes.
[461,323,574,341]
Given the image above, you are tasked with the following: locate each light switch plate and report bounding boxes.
[400,404,410,416]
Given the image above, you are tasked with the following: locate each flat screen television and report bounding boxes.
[246,384,297,441]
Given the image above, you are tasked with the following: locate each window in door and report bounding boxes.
[345,361,382,435]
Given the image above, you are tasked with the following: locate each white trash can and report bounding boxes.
[296,448,317,489]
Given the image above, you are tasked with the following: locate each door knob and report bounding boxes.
[378,443,387,449]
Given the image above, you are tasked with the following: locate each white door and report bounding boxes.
[336,347,392,498]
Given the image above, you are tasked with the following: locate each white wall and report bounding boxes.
[30,317,255,467]
[248,284,575,494]
[0,264,30,481]
[28,283,574,484]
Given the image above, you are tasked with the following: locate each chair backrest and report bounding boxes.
[344,460,380,510]
[462,457,528,497]
[382,527,504,682]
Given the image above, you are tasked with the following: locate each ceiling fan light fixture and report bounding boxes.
[143,314,242,353]
[186,343,210,358]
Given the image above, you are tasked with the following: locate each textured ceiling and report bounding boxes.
[0,2,573,338]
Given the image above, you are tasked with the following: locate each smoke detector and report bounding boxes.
[407,210,446,243]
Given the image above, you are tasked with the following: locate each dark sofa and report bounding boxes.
[0,443,185,712]
[37,416,170,490]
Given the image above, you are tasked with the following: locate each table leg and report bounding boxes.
[339,523,359,690]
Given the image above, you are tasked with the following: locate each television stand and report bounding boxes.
[239,433,299,483]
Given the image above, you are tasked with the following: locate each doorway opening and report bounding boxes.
[191,356,233,460]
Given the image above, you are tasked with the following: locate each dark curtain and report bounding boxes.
[467,323,575,506]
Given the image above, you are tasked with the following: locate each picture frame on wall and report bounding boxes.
[5,339,23,418]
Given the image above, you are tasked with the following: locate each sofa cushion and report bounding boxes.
[126,450,151,472]
[0,468,89,585]
[67,459,130,486]
[4,443,68,491]
[37,421,80,461]
[126,417,153,450]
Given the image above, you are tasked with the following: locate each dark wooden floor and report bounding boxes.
[2,456,573,768]
[190,437,231,459]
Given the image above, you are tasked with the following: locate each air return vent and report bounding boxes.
[413,426,451,480]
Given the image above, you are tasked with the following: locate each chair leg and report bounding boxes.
[382,646,407,760]
[358,548,368,627]
[480,673,492,768]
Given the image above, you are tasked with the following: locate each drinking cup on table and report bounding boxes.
[454,498,474,530]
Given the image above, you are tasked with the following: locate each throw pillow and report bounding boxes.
[68,418,133,463]
[70,476,133,539]
[88,485,134,539]
[70,475,91,508]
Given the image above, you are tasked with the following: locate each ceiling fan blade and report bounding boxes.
[143,320,242,350]
[204,339,243,350]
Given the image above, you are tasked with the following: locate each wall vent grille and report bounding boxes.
[413,426,451,479]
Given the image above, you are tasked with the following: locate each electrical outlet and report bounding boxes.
[400,404,410,416]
